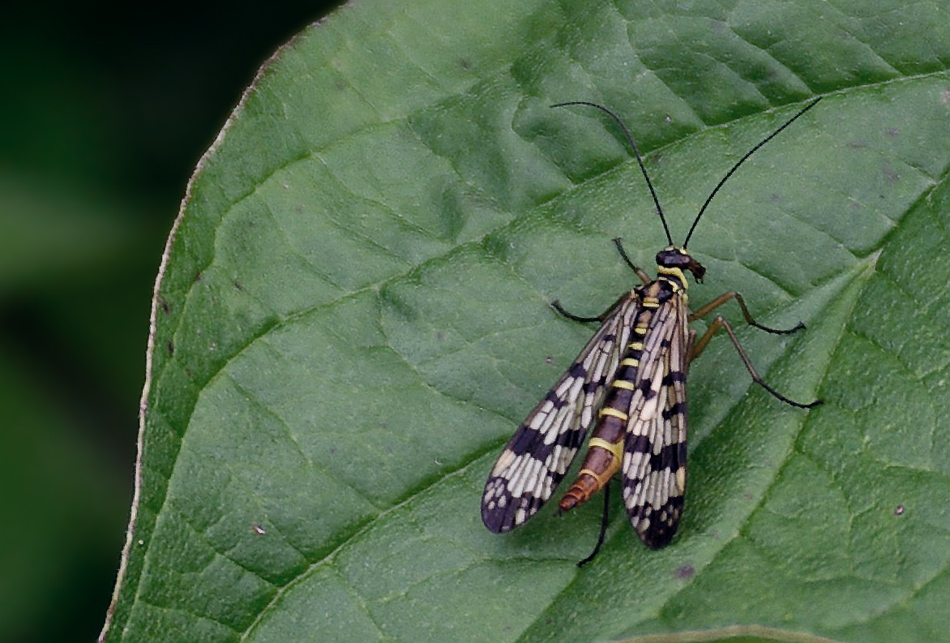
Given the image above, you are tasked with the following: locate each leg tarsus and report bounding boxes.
[577,480,611,568]
[757,379,823,409]
[551,292,628,324]
[550,300,602,323]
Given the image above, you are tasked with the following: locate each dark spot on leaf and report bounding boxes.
[159,297,169,314]
[194,271,203,283]
[166,341,174,356]
[675,564,695,579]
[436,331,445,341]
[459,58,471,70]
[234,280,244,291]
[894,504,905,516]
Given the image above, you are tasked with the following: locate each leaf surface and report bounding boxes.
[101,1,950,642]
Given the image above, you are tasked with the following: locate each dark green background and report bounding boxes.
[0,4,336,641]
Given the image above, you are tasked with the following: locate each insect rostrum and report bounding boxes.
[481,98,823,565]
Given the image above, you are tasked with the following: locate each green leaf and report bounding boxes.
[101,1,950,642]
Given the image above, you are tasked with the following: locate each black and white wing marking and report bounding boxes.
[482,294,639,533]
[621,292,690,548]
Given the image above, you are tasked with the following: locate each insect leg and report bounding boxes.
[550,239,648,323]
[691,316,821,409]
[689,291,804,334]
[612,238,651,285]
[550,301,604,323]
[551,292,630,324]
[576,478,611,567]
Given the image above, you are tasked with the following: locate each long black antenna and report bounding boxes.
[682,97,822,247]
[551,101,673,246]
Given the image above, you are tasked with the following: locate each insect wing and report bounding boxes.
[620,293,690,548]
[482,295,639,533]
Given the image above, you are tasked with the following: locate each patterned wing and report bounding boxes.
[482,294,639,533]
[620,292,690,548]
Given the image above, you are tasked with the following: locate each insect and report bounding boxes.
[481,97,823,565]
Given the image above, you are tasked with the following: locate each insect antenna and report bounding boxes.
[551,101,673,246]
[682,97,822,247]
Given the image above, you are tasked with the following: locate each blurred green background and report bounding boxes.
[0,4,336,641]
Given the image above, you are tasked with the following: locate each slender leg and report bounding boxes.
[550,238,648,323]
[612,238,651,285]
[577,480,611,567]
[551,292,628,324]
[689,291,804,335]
[692,316,821,409]
[550,300,604,323]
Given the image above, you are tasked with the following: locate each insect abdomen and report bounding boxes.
[558,300,653,513]
[556,431,624,512]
